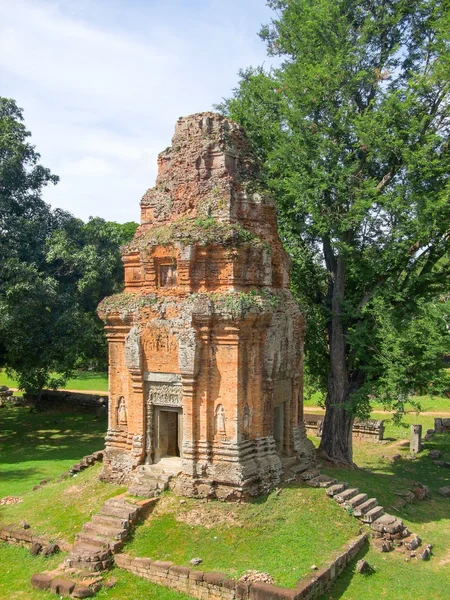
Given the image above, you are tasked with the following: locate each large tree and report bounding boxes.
[0,97,138,392]
[221,0,450,464]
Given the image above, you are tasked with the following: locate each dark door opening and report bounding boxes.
[155,409,181,461]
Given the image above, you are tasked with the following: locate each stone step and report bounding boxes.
[67,542,111,562]
[334,488,359,504]
[65,556,107,572]
[353,498,378,517]
[92,514,130,529]
[371,514,404,534]
[361,506,384,523]
[343,493,368,509]
[103,497,137,511]
[135,465,165,475]
[326,482,348,497]
[128,485,161,498]
[82,522,127,540]
[73,533,110,550]
[131,476,169,489]
[75,532,123,552]
[99,504,138,521]
[307,475,338,488]
[290,463,310,475]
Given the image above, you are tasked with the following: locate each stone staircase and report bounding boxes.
[32,494,155,598]
[303,472,431,559]
[65,495,144,572]
[128,458,182,498]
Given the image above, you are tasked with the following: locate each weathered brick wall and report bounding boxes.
[304,414,384,442]
[114,534,367,600]
[24,390,108,415]
[0,524,71,552]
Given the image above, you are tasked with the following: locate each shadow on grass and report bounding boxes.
[318,544,370,600]
[0,467,39,482]
[0,406,107,466]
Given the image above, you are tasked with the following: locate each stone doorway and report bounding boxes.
[154,407,183,463]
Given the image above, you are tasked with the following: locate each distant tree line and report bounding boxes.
[0,97,137,394]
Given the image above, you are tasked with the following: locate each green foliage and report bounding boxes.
[46,217,138,369]
[220,0,450,456]
[0,97,138,391]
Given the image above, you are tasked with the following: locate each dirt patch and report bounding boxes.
[151,494,244,529]
[439,549,450,566]
[176,506,243,528]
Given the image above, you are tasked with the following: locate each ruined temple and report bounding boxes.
[98,112,315,500]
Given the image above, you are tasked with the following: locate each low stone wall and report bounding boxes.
[304,414,384,442]
[434,418,450,434]
[24,390,108,415]
[114,534,367,600]
[0,524,71,552]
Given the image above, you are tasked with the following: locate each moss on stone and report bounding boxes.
[122,217,267,254]
[190,289,284,318]
[98,293,158,320]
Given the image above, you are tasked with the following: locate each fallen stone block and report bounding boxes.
[31,573,52,590]
[71,584,94,598]
[50,577,75,596]
[356,559,371,573]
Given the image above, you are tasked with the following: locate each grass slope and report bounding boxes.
[0,464,125,543]
[125,488,360,588]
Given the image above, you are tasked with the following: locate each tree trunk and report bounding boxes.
[318,255,355,466]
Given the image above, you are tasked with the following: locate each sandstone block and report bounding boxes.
[50,577,75,596]
[30,573,52,590]
[71,584,94,598]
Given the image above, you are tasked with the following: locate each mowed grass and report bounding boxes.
[316,417,450,599]
[0,544,190,600]
[125,487,361,588]
[0,406,108,496]
[0,370,108,393]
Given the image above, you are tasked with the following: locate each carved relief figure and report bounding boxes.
[215,403,226,437]
[243,403,250,433]
[118,397,128,427]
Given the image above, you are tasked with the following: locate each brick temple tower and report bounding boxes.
[98,112,315,500]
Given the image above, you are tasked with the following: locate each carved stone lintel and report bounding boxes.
[146,375,183,408]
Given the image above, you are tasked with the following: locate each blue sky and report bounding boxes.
[0,0,276,222]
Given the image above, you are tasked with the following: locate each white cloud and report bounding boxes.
[0,0,274,222]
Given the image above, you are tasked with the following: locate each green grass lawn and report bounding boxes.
[0,406,108,497]
[303,390,450,413]
[317,420,450,599]
[0,370,108,394]
[0,544,190,600]
[125,487,360,588]
[1,405,449,599]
